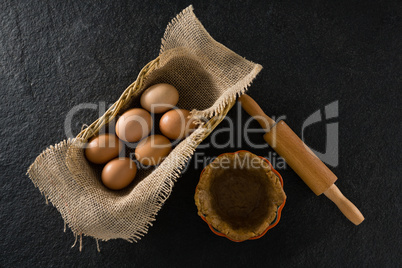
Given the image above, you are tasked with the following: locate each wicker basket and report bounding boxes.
[27,6,261,248]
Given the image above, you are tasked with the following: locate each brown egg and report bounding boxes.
[140,83,179,113]
[115,108,153,142]
[134,135,172,166]
[159,109,197,140]
[85,134,123,164]
[101,157,137,190]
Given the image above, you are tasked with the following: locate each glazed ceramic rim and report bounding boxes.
[196,150,286,242]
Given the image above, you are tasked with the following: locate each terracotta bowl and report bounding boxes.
[194,150,286,242]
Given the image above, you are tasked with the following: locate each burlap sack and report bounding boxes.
[27,5,262,249]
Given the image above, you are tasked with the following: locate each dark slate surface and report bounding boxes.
[1,0,401,267]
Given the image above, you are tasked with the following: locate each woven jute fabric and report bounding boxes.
[27,5,262,246]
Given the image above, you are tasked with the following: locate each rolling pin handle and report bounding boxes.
[238,94,275,131]
[323,184,365,225]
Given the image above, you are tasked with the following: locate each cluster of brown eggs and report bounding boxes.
[85,84,196,190]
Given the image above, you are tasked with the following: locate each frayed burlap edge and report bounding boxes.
[161,6,262,120]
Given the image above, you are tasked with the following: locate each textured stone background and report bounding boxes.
[1,0,400,267]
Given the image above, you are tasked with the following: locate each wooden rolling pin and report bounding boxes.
[238,94,364,225]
